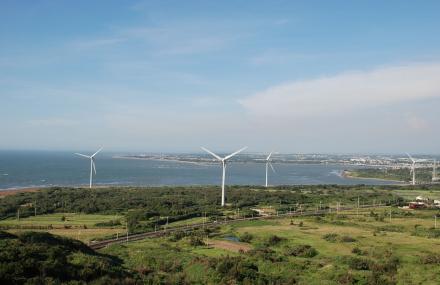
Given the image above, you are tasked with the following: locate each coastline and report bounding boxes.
[342,170,405,184]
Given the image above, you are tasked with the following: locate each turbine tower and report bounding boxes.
[75,147,103,188]
[201,146,247,206]
[406,153,418,185]
[265,151,276,188]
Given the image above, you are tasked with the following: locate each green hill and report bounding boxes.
[0,231,134,285]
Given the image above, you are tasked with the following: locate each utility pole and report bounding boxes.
[357,196,360,218]
[17,208,20,221]
[34,201,37,217]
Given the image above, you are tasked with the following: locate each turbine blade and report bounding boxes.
[266,151,274,161]
[91,147,103,158]
[269,162,276,173]
[75,153,90,159]
[201,147,222,161]
[406,152,415,163]
[224,146,248,160]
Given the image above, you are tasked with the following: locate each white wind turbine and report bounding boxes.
[75,147,103,188]
[265,151,276,188]
[201,146,248,206]
[406,153,422,185]
[433,159,439,182]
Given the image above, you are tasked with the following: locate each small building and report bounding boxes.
[416,196,428,202]
[409,202,426,209]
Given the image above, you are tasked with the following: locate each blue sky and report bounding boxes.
[1,0,440,153]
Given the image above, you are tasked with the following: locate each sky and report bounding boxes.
[1,0,440,154]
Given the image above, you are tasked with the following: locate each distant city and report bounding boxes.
[117,153,439,168]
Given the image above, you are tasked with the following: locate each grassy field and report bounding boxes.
[0,212,126,242]
[0,212,124,227]
[100,207,440,284]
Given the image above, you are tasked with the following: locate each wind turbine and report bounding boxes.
[265,151,276,188]
[201,146,248,206]
[75,147,103,188]
[406,153,422,185]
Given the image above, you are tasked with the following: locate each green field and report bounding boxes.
[99,207,440,284]
[2,186,440,284]
[347,167,436,184]
[0,213,125,242]
[0,212,123,227]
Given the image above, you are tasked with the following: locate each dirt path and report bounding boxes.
[208,240,251,253]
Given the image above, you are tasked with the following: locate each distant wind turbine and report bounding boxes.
[265,151,276,188]
[201,146,248,206]
[75,147,103,188]
[406,153,422,185]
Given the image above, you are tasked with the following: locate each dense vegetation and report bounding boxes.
[0,185,408,232]
[0,231,134,284]
[2,186,440,284]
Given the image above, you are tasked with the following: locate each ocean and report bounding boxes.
[0,150,396,190]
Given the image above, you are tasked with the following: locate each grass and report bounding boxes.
[0,212,124,227]
[0,212,125,243]
[101,207,440,284]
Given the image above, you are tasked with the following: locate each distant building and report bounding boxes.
[409,202,426,209]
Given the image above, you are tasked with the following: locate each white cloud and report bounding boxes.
[239,62,440,117]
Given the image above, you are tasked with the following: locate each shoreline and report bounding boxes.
[342,170,405,184]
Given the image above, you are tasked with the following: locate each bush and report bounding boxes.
[95,219,121,227]
[169,231,186,242]
[340,235,356,243]
[189,236,205,247]
[352,247,366,256]
[265,235,285,246]
[240,232,253,243]
[286,244,318,258]
[421,254,440,264]
[323,233,339,242]
[247,247,283,262]
[346,257,371,270]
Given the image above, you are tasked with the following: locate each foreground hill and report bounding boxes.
[0,231,134,285]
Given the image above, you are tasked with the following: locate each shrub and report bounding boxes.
[346,257,371,270]
[323,233,339,242]
[340,235,356,243]
[352,247,366,256]
[189,236,205,247]
[247,247,283,262]
[286,244,318,258]
[420,254,440,264]
[240,232,253,243]
[265,235,285,246]
[169,231,186,242]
